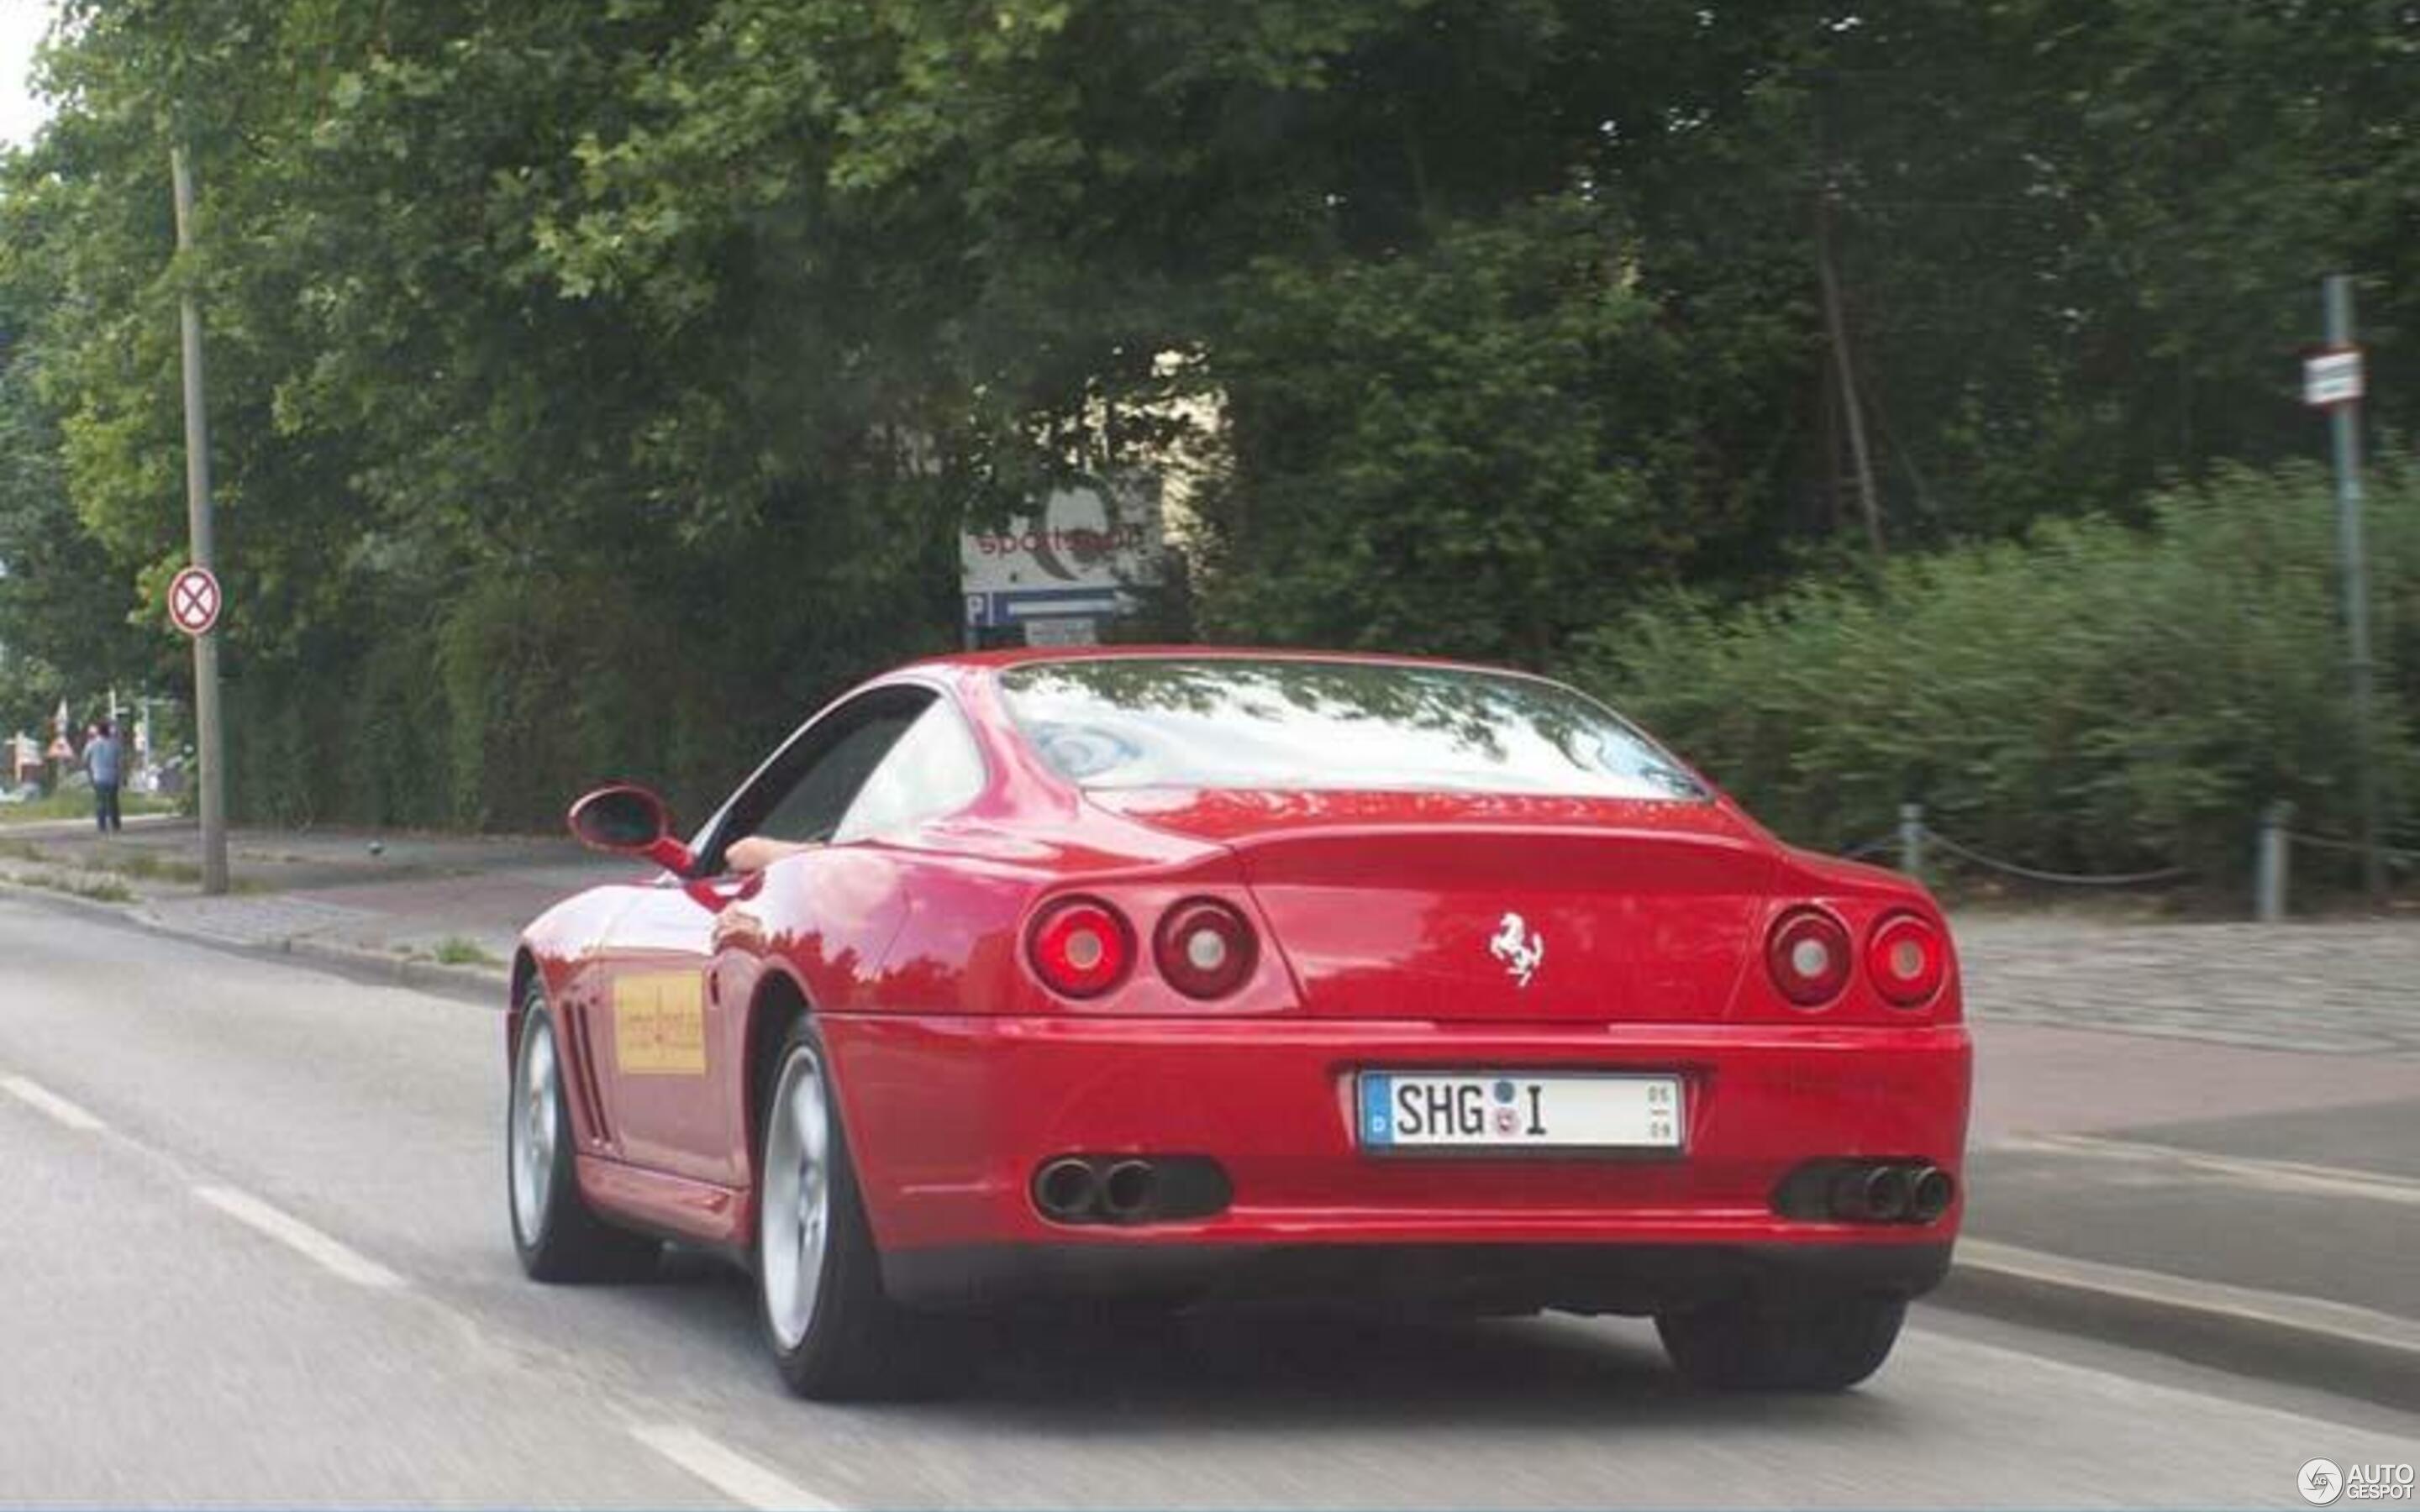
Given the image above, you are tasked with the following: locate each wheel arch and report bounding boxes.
[743,966,815,1177]
[507,947,542,1070]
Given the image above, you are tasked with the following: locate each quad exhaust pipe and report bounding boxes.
[1100,1159,1156,1220]
[1785,1159,1957,1226]
[1838,1161,1955,1224]
[1908,1163,1955,1223]
[1031,1154,1232,1226]
[1031,1155,1160,1223]
[1833,1164,1912,1222]
[1034,1158,1101,1221]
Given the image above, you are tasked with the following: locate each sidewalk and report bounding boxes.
[0,818,629,979]
[1956,1015,2420,1407]
[1941,918,2420,1405]
[3,820,2415,1403]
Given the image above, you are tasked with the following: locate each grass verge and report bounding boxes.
[422,936,502,968]
[2,869,138,904]
[0,791,178,827]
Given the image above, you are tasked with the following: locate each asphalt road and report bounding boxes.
[3,895,2413,1508]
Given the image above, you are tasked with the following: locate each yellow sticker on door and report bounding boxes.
[613,973,707,1075]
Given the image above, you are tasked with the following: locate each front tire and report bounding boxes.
[1656,1294,1907,1392]
[508,987,660,1283]
[755,1016,926,1399]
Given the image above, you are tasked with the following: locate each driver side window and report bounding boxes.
[753,713,921,843]
[709,688,934,867]
[831,699,986,843]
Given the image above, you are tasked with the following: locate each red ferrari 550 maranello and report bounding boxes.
[507,648,1970,1399]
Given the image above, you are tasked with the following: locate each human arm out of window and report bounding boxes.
[724,836,820,874]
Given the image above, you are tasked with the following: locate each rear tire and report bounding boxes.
[508,986,660,1283]
[755,1016,931,1399]
[1656,1294,1906,1391]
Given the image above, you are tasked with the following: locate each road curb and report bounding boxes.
[0,872,145,922]
[0,874,508,1007]
[1939,1238,2420,1412]
[264,935,508,1006]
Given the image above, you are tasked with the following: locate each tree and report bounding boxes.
[0,0,2412,828]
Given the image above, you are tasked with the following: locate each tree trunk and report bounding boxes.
[1812,113,1884,558]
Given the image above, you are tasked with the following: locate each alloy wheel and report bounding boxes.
[760,1047,833,1349]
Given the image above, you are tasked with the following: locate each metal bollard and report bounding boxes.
[1899,802,1924,881]
[2255,801,2293,923]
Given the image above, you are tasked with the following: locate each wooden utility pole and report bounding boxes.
[171,141,229,895]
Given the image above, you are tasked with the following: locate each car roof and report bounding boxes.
[906,644,1528,680]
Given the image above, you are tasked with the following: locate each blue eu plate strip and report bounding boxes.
[1360,1074,1394,1147]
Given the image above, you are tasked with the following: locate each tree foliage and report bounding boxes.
[0,0,2411,827]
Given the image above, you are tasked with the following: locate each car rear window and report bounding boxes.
[997,657,1706,801]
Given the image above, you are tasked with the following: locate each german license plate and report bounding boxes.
[1356,1072,1684,1152]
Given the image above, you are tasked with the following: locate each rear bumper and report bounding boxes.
[819,1013,1970,1304]
[885,1239,1954,1313]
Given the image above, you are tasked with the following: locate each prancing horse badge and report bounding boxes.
[1489,911,1545,988]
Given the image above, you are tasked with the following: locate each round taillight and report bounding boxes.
[1153,898,1258,999]
[1867,913,1948,1007]
[1028,897,1133,999]
[1767,908,1852,1007]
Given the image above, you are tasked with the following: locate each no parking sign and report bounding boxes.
[168,565,221,638]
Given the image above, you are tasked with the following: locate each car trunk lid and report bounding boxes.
[1086,789,1778,1022]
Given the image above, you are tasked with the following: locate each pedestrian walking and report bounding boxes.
[85,718,123,833]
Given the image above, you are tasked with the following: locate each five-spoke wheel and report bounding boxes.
[759,1039,834,1350]
[507,982,660,1283]
[754,1016,926,1399]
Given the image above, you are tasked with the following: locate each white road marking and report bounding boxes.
[1,1074,108,1131]
[2001,1131,2420,1207]
[629,1422,840,1512]
[191,1184,408,1289]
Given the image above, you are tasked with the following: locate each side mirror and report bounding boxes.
[567,785,696,876]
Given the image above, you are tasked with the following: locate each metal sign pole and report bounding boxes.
[2323,274,2383,902]
[172,142,229,895]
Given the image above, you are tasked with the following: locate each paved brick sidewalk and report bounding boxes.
[139,893,388,948]
[1956,916,2420,1057]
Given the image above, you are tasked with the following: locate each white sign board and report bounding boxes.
[2304,349,2365,407]
[1023,616,1100,648]
[961,484,1165,599]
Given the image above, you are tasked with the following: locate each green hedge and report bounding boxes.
[223,527,964,836]
[1567,459,2420,885]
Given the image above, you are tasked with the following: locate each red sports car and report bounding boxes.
[507,648,1969,1398]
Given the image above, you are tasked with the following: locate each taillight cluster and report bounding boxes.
[1027,895,1259,1001]
[1766,909,1853,1005]
[1865,912,1949,1005]
[1766,906,1945,1010]
[1153,898,1258,998]
[1028,898,1132,999]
